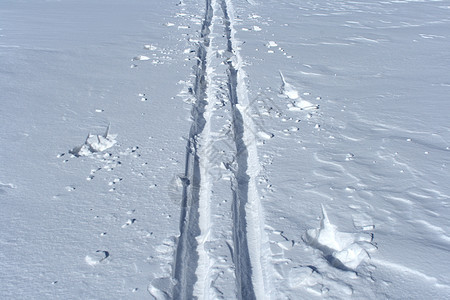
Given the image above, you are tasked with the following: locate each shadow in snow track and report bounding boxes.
[172,1,213,299]
[221,0,257,299]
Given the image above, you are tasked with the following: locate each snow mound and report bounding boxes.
[303,205,376,270]
[70,125,117,157]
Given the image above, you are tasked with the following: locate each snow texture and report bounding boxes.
[1,0,450,299]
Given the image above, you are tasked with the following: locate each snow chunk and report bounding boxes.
[70,125,117,157]
[333,243,370,270]
[279,70,299,99]
[144,44,157,51]
[288,99,318,111]
[257,131,274,140]
[303,205,375,270]
[133,55,150,61]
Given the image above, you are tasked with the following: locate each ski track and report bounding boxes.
[172,0,271,299]
[221,0,271,298]
[172,0,213,298]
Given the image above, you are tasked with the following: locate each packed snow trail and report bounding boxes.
[172,0,271,299]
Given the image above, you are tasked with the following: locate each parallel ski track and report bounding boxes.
[221,0,269,299]
[173,0,214,298]
[173,0,270,299]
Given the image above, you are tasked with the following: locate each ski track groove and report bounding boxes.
[173,0,271,299]
[220,0,269,299]
[173,0,214,298]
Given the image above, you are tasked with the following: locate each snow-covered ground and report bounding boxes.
[1,0,449,299]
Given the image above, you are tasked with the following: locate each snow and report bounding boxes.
[303,205,374,271]
[70,125,117,157]
[1,0,449,299]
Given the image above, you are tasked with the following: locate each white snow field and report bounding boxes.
[1,0,449,299]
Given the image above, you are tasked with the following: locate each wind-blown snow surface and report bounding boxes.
[1,0,450,299]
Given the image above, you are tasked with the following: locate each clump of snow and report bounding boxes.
[257,131,274,140]
[303,205,375,270]
[279,70,299,100]
[288,100,318,111]
[266,41,278,48]
[70,125,117,157]
[144,44,157,51]
[133,55,150,61]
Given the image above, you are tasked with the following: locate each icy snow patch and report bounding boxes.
[144,44,157,51]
